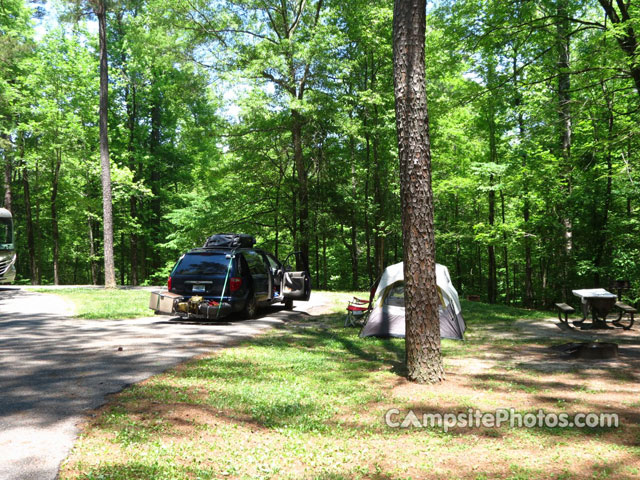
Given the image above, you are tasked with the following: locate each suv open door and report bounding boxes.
[282,252,311,301]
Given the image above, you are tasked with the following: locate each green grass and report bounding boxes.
[58,299,640,479]
[315,290,370,313]
[26,288,366,320]
[28,287,153,319]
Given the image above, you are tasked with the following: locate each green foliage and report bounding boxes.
[2,0,640,309]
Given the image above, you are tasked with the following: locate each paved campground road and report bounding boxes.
[0,287,330,480]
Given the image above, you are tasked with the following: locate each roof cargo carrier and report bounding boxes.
[203,233,256,249]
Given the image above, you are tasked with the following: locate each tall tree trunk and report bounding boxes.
[120,232,125,285]
[291,163,297,251]
[21,150,38,284]
[487,93,498,303]
[274,178,281,259]
[95,0,116,287]
[350,138,359,290]
[129,197,138,285]
[393,0,444,384]
[454,194,463,293]
[127,81,139,286]
[488,178,497,303]
[557,0,572,300]
[373,133,385,278]
[149,98,162,272]
[595,84,615,284]
[314,161,321,287]
[51,148,62,285]
[322,232,327,289]
[512,50,534,307]
[2,133,12,212]
[88,217,98,285]
[364,131,373,284]
[501,191,510,304]
[371,61,385,278]
[291,109,309,269]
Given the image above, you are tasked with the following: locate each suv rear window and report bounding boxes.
[174,253,231,275]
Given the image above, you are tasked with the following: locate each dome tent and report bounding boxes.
[359,262,465,340]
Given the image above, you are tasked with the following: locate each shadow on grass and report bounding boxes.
[69,454,640,480]
[62,303,640,480]
[68,462,211,480]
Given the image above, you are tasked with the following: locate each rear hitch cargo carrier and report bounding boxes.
[150,291,233,320]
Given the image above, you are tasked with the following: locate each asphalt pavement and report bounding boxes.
[0,287,328,480]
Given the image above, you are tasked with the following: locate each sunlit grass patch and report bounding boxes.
[28,287,152,319]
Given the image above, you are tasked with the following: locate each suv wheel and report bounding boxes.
[284,298,293,310]
[242,292,258,319]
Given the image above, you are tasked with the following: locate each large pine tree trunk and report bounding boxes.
[96,0,116,288]
[393,0,444,384]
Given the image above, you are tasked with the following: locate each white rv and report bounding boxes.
[0,208,16,284]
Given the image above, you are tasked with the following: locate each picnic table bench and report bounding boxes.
[613,301,636,330]
[554,302,575,325]
[554,289,636,330]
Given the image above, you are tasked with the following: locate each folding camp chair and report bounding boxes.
[345,297,371,327]
[344,279,380,327]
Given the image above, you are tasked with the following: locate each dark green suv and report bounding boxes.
[158,241,311,320]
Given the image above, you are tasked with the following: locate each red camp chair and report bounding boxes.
[345,297,371,327]
[344,280,380,327]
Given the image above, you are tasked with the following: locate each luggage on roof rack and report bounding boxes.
[203,233,256,249]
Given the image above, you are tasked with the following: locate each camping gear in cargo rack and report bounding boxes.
[203,233,256,249]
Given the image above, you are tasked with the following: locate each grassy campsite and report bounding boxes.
[4,0,640,479]
[57,296,640,480]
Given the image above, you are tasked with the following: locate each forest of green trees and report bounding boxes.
[2,0,640,306]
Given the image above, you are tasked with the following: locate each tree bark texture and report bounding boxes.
[393,0,444,384]
[96,0,116,288]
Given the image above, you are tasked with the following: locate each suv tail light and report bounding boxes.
[168,276,172,291]
[230,277,242,292]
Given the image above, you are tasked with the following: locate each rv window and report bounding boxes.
[0,218,12,247]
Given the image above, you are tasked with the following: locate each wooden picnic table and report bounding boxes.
[571,288,618,330]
